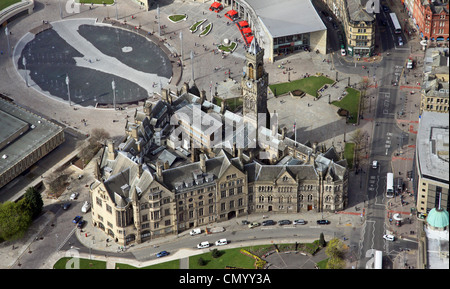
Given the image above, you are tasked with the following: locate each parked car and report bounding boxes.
[197,241,210,249]
[317,219,330,225]
[372,160,378,169]
[61,202,71,210]
[341,49,346,56]
[77,220,86,229]
[241,220,249,225]
[262,220,275,226]
[278,220,291,226]
[383,234,395,241]
[293,219,306,225]
[215,239,228,246]
[248,222,260,229]
[69,192,79,200]
[190,228,202,236]
[398,36,403,46]
[72,215,82,224]
[81,201,91,213]
[156,251,170,258]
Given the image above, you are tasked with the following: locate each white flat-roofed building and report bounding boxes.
[218,0,327,62]
[415,111,449,215]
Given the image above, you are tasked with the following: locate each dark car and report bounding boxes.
[156,251,170,258]
[72,215,82,224]
[317,219,330,225]
[77,220,86,229]
[262,220,275,226]
[278,220,291,226]
[61,202,71,210]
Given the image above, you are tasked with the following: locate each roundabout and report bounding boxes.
[14,18,173,107]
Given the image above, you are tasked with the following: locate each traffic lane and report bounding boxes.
[133,223,350,262]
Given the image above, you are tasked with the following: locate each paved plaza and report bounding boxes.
[0,0,364,144]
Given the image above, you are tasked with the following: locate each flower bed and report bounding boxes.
[190,19,206,33]
[240,249,267,269]
[168,14,187,23]
[199,23,212,37]
[218,41,237,53]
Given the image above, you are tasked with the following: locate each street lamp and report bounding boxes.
[112,79,116,109]
[22,57,28,87]
[65,74,71,106]
[5,27,11,57]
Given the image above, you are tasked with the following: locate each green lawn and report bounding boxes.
[344,142,355,169]
[214,97,243,112]
[79,0,114,4]
[218,41,237,53]
[199,23,212,37]
[0,0,21,11]
[189,248,258,269]
[190,19,206,33]
[331,87,361,124]
[168,14,187,23]
[53,257,106,269]
[269,76,334,97]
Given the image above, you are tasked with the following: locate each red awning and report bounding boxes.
[246,36,254,43]
[238,21,249,27]
[242,27,252,34]
[227,9,237,15]
[211,2,221,8]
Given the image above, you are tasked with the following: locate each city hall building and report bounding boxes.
[212,0,327,62]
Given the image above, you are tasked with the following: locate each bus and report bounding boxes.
[374,250,383,269]
[386,173,394,198]
[389,13,402,34]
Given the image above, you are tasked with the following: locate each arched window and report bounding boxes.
[248,63,254,79]
[257,64,263,79]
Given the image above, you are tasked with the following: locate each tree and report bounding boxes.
[325,238,345,259]
[23,186,43,219]
[0,201,32,241]
[325,238,347,269]
[319,232,326,247]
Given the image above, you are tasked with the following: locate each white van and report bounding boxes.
[197,241,210,249]
[383,234,395,241]
[215,239,228,246]
[372,160,378,169]
[190,228,202,236]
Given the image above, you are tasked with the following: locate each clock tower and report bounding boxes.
[241,37,269,125]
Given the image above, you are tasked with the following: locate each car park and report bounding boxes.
[197,241,210,249]
[383,234,395,241]
[293,219,306,225]
[69,192,79,200]
[317,219,330,225]
[215,239,228,246]
[262,220,276,226]
[248,222,260,228]
[278,220,291,226]
[156,251,170,258]
[72,215,82,224]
